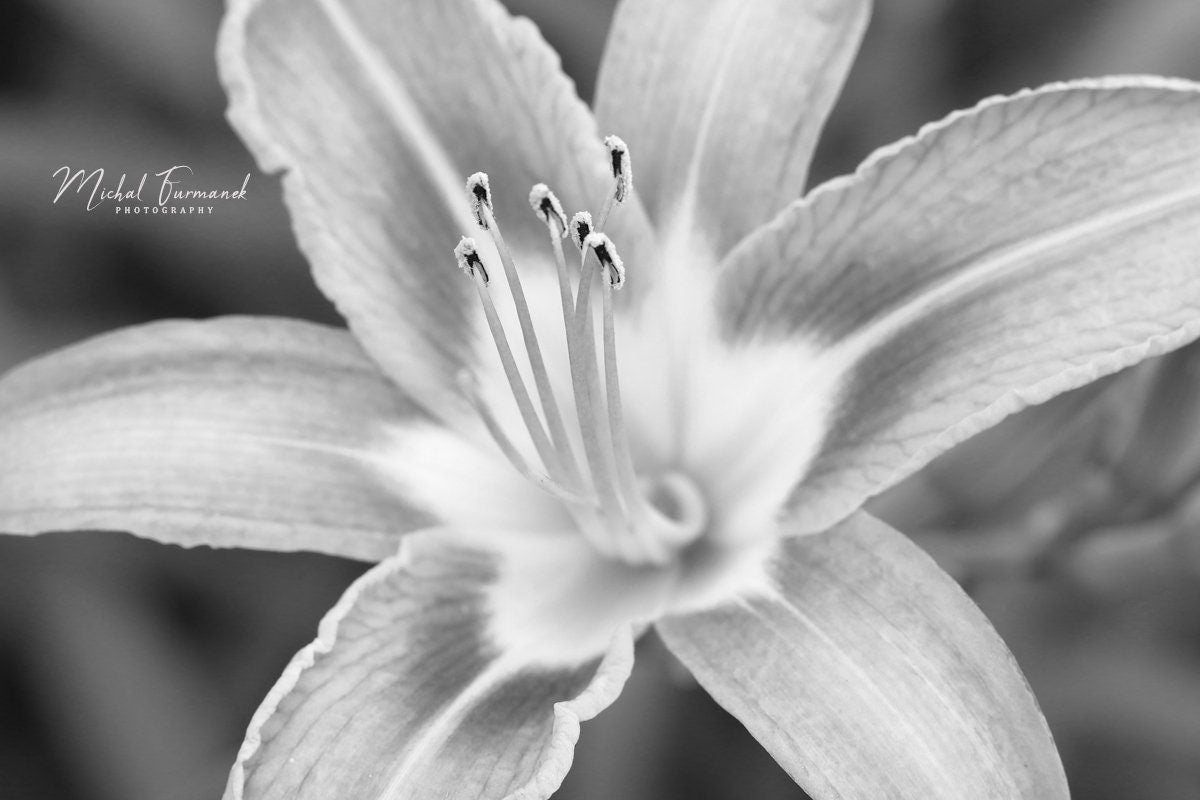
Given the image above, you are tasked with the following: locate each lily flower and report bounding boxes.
[3,0,1200,798]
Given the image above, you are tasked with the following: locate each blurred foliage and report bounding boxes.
[1,1,1199,799]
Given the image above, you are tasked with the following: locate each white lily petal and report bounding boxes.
[225,527,673,800]
[595,0,870,259]
[658,512,1069,800]
[218,0,656,418]
[717,77,1200,534]
[375,419,573,535]
[0,317,428,561]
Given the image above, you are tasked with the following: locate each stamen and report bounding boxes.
[531,185,578,333]
[589,233,648,538]
[565,225,628,534]
[465,172,493,229]
[470,176,584,492]
[454,237,564,484]
[586,231,698,564]
[528,183,567,237]
[456,371,587,506]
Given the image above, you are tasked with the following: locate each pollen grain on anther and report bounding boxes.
[453,236,488,284]
[465,171,493,229]
[604,134,632,203]
[584,232,625,289]
[570,211,593,251]
[529,183,567,236]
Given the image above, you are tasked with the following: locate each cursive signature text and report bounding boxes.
[52,165,250,212]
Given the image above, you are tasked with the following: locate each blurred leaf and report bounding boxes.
[38,0,224,116]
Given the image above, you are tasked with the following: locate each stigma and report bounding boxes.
[449,138,708,566]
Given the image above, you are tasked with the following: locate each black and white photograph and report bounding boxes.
[1,1,1200,798]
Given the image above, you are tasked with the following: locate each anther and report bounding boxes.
[584,232,625,289]
[570,211,593,251]
[465,172,493,229]
[604,135,632,203]
[528,183,567,237]
[453,236,488,284]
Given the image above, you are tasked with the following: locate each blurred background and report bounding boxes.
[1,0,1200,798]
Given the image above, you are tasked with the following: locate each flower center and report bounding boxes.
[643,471,709,542]
[450,139,707,567]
